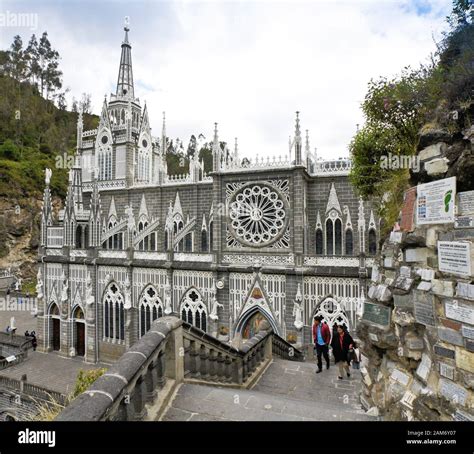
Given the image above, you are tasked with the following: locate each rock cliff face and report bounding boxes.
[0,197,62,282]
[357,113,474,421]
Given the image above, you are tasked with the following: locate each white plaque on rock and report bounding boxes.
[439,378,468,406]
[439,362,455,380]
[415,353,431,382]
[391,369,411,387]
[462,325,474,340]
[445,300,474,325]
[416,177,456,225]
[438,241,472,276]
[458,190,474,215]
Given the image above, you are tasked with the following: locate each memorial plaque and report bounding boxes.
[400,186,416,232]
[462,325,474,340]
[439,378,468,405]
[437,327,464,346]
[456,347,474,372]
[417,281,432,291]
[434,344,455,359]
[391,369,411,386]
[445,300,474,325]
[400,266,411,277]
[438,241,472,276]
[456,282,474,300]
[371,265,380,283]
[466,340,474,353]
[458,190,474,215]
[414,293,436,326]
[415,353,431,381]
[453,410,474,421]
[416,177,456,225]
[393,293,413,308]
[390,231,403,243]
[394,276,414,292]
[362,302,391,328]
[455,215,474,229]
[439,362,455,380]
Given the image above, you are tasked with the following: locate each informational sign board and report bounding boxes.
[416,177,456,225]
[438,241,472,276]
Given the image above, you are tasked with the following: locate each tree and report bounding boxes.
[37,32,62,98]
[25,34,40,88]
[9,35,27,81]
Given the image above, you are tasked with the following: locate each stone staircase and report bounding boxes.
[161,357,376,421]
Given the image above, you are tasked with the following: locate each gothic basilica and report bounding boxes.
[36,26,378,363]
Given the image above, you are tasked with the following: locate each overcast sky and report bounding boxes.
[0,0,452,160]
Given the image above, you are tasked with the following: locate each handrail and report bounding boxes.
[55,316,295,421]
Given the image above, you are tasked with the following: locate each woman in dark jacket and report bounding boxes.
[330,324,354,379]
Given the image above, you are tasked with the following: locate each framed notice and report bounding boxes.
[438,241,472,276]
[416,177,456,225]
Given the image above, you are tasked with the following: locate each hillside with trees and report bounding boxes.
[349,0,474,237]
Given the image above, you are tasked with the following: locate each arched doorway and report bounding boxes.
[312,296,350,342]
[49,302,60,351]
[72,306,85,357]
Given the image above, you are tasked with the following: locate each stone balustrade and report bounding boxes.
[56,316,303,421]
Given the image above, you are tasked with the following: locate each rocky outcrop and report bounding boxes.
[357,118,474,422]
[0,197,62,281]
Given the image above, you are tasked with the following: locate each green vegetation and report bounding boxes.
[28,367,107,421]
[350,0,473,237]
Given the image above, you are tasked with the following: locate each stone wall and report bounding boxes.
[357,122,474,422]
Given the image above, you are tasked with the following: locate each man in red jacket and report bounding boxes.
[312,315,331,373]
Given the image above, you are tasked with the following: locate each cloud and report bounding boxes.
[1,0,453,160]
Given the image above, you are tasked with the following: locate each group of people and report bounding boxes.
[312,315,360,379]
[24,330,38,351]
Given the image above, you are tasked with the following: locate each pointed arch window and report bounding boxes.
[345,229,353,256]
[209,221,214,251]
[368,229,377,255]
[180,289,207,332]
[201,230,208,252]
[138,285,164,338]
[185,232,193,252]
[103,283,125,343]
[325,214,343,256]
[315,229,323,255]
[326,219,333,255]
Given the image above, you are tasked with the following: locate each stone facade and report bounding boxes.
[35,26,378,364]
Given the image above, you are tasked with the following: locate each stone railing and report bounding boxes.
[312,158,352,176]
[0,376,66,406]
[182,323,272,386]
[56,316,304,421]
[272,334,305,362]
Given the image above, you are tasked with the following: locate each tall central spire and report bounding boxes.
[116,20,134,98]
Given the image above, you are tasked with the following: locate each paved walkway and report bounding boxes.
[162,358,376,421]
[0,351,108,395]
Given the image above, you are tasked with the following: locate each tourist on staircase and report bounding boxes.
[312,316,330,374]
[331,324,354,380]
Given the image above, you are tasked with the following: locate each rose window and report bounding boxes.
[229,183,288,247]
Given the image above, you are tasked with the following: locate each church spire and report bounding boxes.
[294,111,302,165]
[116,20,134,98]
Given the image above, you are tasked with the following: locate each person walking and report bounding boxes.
[331,324,354,380]
[30,331,37,351]
[312,315,331,374]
